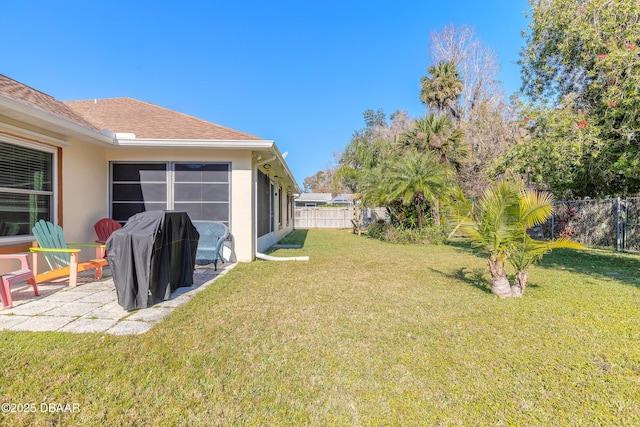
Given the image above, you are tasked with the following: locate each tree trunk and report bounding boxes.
[511,269,528,298]
[488,257,512,298]
[415,200,425,230]
[432,198,441,227]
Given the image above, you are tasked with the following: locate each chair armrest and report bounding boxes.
[30,247,82,253]
[68,243,106,249]
[0,253,31,270]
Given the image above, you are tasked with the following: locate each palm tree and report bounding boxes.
[506,190,583,297]
[400,113,468,228]
[460,180,520,297]
[458,179,582,298]
[420,61,463,119]
[376,151,454,230]
[401,113,467,171]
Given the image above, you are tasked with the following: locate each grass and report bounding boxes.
[1,228,639,426]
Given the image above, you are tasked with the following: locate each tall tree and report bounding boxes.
[518,0,640,197]
[429,23,503,121]
[335,109,411,194]
[303,166,349,194]
[401,113,467,171]
[401,113,467,225]
[420,61,463,119]
[428,24,518,197]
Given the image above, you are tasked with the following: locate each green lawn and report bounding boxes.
[1,229,639,426]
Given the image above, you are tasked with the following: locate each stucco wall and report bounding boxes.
[105,148,256,262]
[61,140,109,246]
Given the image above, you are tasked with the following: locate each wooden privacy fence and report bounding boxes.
[295,207,386,229]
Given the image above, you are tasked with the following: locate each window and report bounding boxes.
[278,185,283,227]
[0,140,55,239]
[111,163,168,222]
[286,193,291,226]
[110,162,230,225]
[174,163,230,223]
[257,170,273,237]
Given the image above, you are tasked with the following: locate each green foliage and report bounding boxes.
[420,61,463,118]
[336,110,460,231]
[516,0,640,197]
[369,150,455,230]
[400,113,468,171]
[494,102,596,197]
[366,222,446,244]
[460,179,522,260]
[508,190,584,273]
[457,179,583,296]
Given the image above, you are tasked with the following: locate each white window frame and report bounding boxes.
[0,135,58,245]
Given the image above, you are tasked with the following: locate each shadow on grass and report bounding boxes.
[538,248,640,289]
[445,238,483,256]
[447,237,640,290]
[276,229,309,247]
[427,266,492,294]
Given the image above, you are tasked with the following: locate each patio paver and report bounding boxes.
[0,263,236,335]
[8,315,76,332]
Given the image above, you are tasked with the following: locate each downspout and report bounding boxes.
[256,252,309,261]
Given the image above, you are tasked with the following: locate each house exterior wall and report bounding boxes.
[61,139,109,246]
[105,148,257,262]
[0,133,111,270]
[255,172,296,253]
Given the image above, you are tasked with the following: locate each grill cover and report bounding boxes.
[106,211,199,311]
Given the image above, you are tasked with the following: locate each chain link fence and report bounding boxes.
[539,197,640,252]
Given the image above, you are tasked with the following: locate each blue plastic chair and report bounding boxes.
[192,221,229,271]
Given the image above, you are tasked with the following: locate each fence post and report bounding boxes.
[616,197,621,252]
[551,211,555,240]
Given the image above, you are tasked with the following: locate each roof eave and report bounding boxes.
[116,137,301,193]
[0,94,116,146]
[114,138,275,149]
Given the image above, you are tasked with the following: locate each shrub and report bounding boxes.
[366,223,446,245]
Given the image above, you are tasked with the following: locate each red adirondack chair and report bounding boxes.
[94,218,122,258]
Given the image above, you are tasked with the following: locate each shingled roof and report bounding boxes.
[0,74,100,131]
[65,97,263,140]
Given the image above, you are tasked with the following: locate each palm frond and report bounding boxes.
[519,189,554,228]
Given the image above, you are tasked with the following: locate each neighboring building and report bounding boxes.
[294,193,332,207]
[328,194,354,207]
[293,193,355,208]
[0,74,299,266]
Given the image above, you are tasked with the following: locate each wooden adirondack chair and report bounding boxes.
[192,220,229,271]
[94,218,122,244]
[0,254,38,309]
[30,220,108,287]
[94,218,122,258]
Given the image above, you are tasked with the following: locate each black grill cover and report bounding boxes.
[106,211,199,311]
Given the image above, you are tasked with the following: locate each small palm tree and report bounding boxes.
[507,190,583,296]
[459,179,582,298]
[377,151,454,230]
[460,180,521,297]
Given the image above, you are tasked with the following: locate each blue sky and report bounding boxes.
[2,0,530,187]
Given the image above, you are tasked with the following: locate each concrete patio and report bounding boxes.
[0,263,235,335]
